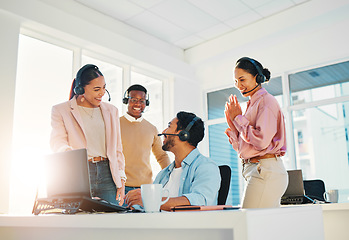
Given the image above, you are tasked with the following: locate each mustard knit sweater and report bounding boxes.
[120,116,170,187]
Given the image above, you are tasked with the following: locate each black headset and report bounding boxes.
[239,57,266,84]
[157,116,201,142]
[73,64,99,95]
[177,116,200,141]
[122,88,150,106]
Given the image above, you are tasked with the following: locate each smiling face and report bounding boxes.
[127,90,147,119]
[161,117,179,152]
[234,67,260,98]
[79,75,106,108]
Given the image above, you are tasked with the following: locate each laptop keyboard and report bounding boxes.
[281,196,304,205]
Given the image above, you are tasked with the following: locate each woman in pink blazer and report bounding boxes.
[50,64,126,206]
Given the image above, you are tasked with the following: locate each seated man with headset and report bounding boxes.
[124,111,221,211]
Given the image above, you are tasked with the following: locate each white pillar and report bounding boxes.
[0,12,20,214]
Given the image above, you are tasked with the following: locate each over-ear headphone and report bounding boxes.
[157,116,201,142]
[240,57,265,84]
[122,88,150,106]
[74,64,99,95]
[177,116,200,141]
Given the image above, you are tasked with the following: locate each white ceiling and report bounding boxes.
[74,0,309,50]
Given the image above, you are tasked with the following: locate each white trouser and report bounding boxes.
[241,156,288,208]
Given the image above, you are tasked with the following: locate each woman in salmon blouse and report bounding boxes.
[225,57,288,208]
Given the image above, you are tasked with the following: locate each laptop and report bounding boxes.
[33,148,127,214]
[281,170,305,205]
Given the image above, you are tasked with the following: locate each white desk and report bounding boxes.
[282,202,349,240]
[0,206,323,240]
[321,203,349,240]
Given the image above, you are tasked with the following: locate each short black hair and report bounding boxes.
[176,111,204,147]
[126,84,147,95]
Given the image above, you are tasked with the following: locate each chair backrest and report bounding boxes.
[218,165,231,205]
[303,179,326,202]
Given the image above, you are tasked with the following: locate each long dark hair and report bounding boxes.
[69,64,103,100]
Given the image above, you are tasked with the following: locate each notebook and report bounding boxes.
[33,148,127,214]
[170,205,239,212]
[281,170,305,205]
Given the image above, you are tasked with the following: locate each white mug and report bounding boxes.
[141,184,170,212]
[323,189,339,203]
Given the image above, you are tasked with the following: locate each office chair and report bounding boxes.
[218,165,231,205]
[303,179,327,203]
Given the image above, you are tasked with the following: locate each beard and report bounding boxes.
[162,137,175,151]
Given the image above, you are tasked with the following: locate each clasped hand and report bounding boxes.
[225,94,242,129]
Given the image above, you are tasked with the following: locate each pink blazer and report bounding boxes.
[50,97,125,188]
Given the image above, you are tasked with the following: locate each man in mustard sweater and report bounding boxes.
[120,84,170,196]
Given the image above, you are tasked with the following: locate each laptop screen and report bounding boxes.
[45,148,91,198]
[282,170,304,197]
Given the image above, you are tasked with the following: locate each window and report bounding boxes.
[82,55,123,111]
[264,76,283,108]
[297,131,304,144]
[208,123,240,205]
[292,102,349,193]
[207,87,248,120]
[290,61,349,202]
[289,61,349,104]
[11,34,168,214]
[11,34,73,214]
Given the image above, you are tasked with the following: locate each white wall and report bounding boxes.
[0,12,20,214]
[187,0,349,91]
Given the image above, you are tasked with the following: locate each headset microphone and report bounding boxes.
[242,84,260,95]
[105,89,111,101]
[158,133,179,137]
[158,116,200,142]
